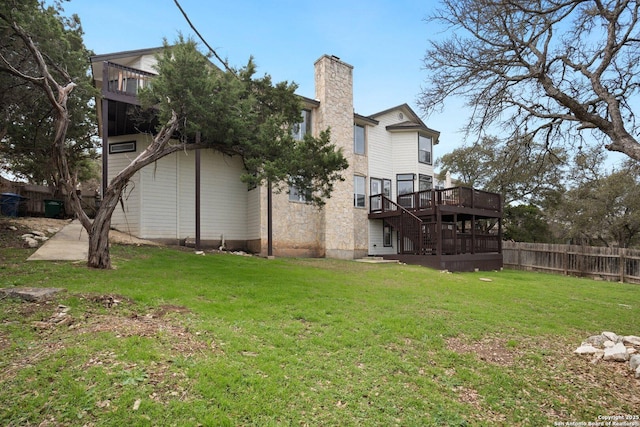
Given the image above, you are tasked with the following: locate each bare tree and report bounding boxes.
[419,0,640,161]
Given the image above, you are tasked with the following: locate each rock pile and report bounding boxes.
[19,227,59,248]
[574,331,640,378]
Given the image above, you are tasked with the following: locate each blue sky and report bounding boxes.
[61,0,627,169]
[63,0,467,159]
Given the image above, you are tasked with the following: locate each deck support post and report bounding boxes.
[195,132,201,251]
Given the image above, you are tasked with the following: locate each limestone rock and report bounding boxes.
[8,225,17,231]
[623,335,640,346]
[602,331,620,342]
[630,354,640,371]
[0,287,65,302]
[21,233,34,239]
[574,344,600,355]
[31,230,45,237]
[46,227,59,234]
[603,340,616,348]
[603,342,629,362]
[584,335,607,347]
[25,237,39,248]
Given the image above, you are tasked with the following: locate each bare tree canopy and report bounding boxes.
[419,0,640,161]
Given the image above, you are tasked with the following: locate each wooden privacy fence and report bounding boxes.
[1,183,98,218]
[503,241,640,284]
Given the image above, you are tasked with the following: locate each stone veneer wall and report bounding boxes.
[314,55,365,259]
[249,55,368,259]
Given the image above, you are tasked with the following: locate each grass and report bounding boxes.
[0,245,638,426]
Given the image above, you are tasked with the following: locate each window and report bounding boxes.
[289,176,310,202]
[397,174,415,196]
[371,178,382,211]
[370,178,392,211]
[354,175,366,208]
[289,184,308,202]
[354,124,365,155]
[370,178,382,196]
[397,173,415,208]
[109,141,136,154]
[383,225,393,247]
[419,135,432,164]
[419,174,433,191]
[292,110,311,141]
[383,178,392,210]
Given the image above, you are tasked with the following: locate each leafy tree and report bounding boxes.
[503,204,554,242]
[549,159,640,247]
[436,135,566,205]
[0,0,97,186]
[420,0,640,161]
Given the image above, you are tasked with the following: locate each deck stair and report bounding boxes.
[367,187,503,271]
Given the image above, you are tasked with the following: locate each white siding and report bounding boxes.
[391,132,419,183]
[246,187,261,240]
[126,55,158,74]
[368,220,396,255]
[146,149,250,242]
[196,150,248,241]
[367,123,394,196]
[140,150,178,239]
[108,135,144,236]
[365,107,437,255]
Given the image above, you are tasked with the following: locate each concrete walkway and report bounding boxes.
[28,220,88,261]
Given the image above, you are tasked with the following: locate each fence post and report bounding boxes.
[620,248,626,283]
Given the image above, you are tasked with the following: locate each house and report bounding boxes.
[90,48,502,271]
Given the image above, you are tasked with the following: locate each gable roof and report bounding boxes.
[369,103,440,143]
[90,47,165,65]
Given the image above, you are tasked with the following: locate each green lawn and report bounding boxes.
[0,246,638,426]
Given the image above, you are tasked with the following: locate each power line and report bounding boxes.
[172,0,236,75]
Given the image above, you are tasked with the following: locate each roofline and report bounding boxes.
[299,95,320,108]
[354,113,379,126]
[90,46,165,64]
[369,103,439,134]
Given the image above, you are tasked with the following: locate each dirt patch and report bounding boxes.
[0,217,69,249]
[0,216,161,250]
[108,229,161,246]
[446,335,517,366]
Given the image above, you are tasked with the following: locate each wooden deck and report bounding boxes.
[369,187,503,272]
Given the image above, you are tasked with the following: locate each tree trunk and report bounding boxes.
[88,212,112,269]
[86,113,182,268]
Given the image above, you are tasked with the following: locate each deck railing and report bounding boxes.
[101,61,155,103]
[370,186,502,214]
[370,193,502,256]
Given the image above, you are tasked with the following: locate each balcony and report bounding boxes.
[100,61,155,105]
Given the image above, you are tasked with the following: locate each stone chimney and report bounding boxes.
[314,55,361,259]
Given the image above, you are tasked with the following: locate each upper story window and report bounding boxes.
[292,110,311,141]
[419,135,432,164]
[354,124,365,155]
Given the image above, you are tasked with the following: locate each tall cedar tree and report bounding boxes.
[0,0,97,186]
[1,4,348,269]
